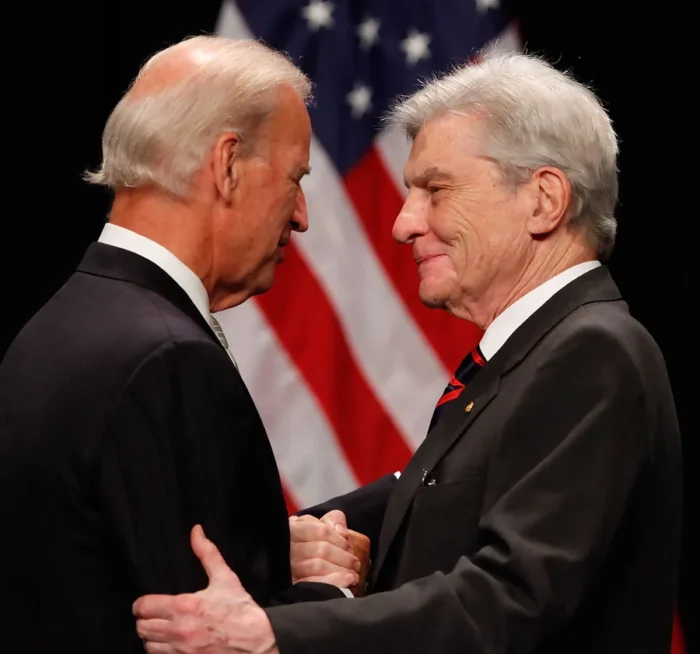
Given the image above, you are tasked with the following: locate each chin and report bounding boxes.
[418,273,456,310]
[419,275,455,309]
[418,289,448,310]
[251,270,276,296]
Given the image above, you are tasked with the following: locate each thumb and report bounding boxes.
[191,525,238,586]
[321,509,348,536]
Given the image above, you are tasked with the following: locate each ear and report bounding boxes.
[526,166,572,236]
[211,132,243,201]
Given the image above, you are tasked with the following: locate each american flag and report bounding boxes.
[215,0,518,512]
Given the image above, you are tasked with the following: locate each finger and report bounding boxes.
[292,557,361,582]
[296,571,358,588]
[190,524,236,584]
[136,618,171,643]
[347,529,371,562]
[289,519,353,551]
[132,596,175,620]
[291,541,361,572]
[321,510,348,536]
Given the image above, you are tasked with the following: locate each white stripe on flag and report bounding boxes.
[216,301,360,507]
[375,126,411,199]
[483,22,522,55]
[215,0,251,38]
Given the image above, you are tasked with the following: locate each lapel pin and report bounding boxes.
[465,401,474,413]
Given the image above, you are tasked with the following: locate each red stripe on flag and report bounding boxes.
[343,146,483,372]
[670,610,686,654]
[255,243,413,483]
[281,483,299,516]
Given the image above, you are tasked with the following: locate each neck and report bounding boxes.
[109,186,214,286]
[451,237,597,330]
[109,187,253,313]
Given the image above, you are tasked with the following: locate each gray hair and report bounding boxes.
[84,35,312,197]
[385,50,619,259]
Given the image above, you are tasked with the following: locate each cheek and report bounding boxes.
[268,182,297,219]
[428,206,472,270]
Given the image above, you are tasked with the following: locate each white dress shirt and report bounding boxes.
[479,260,601,361]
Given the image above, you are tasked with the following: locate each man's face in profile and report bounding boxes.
[214,85,312,302]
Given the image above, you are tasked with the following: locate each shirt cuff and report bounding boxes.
[394,470,401,478]
[339,587,355,598]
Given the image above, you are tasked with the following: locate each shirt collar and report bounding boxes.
[479,260,602,360]
[97,223,214,328]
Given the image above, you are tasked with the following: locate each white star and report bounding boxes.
[346,83,372,118]
[400,29,431,65]
[357,17,380,50]
[476,0,500,12]
[301,0,334,31]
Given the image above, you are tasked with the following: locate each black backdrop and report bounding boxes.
[4,0,694,647]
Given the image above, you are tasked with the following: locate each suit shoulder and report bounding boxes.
[560,301,663,359]
[538,300,670,391]
[1,271,223,391]
[71,270,212,351]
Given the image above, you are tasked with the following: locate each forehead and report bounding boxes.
[265,86,311,154]
[404,112,486,179]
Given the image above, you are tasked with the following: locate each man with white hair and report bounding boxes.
[133,51,682,654]
[0,35,362,654]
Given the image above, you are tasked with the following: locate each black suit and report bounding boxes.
[268,266,683,654]
[0,242,338,654]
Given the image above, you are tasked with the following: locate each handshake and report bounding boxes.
[290,510,371,597]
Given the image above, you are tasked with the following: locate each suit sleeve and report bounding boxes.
[265,328,653,654]
[96,340,254,596]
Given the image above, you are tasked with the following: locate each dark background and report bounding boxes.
[4,0,694,647]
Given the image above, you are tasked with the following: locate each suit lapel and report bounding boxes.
[370,365,501,584]
[370,265,624,587]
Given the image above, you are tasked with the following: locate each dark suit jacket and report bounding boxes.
[267,266,683,654]
[0,242,338,654]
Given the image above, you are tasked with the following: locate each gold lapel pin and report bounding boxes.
[465,401,474,413]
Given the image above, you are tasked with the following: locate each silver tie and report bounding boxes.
[210,316,238,368]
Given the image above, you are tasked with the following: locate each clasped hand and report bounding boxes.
[290,509,367,592]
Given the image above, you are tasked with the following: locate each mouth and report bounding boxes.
[414,253,446,265]
[275,239,289,263]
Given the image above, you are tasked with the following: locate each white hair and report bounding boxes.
[84,35,312,197]
[386,50,619,259]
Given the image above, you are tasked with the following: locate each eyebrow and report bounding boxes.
[404,166,453,189]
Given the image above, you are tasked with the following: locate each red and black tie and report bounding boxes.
[428,345,486,431]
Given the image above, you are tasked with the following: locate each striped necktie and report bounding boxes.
[210,316,238,368]
[428,345,485,431]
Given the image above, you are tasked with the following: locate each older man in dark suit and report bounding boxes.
[0,35,362,654]
[133,51,682,654]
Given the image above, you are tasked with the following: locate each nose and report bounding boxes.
[392,191,428,244]
[290,188,309,233]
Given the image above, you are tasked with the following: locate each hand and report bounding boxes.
[133,525,278,654]
[345,529,371,597]
[289,510,368,592]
